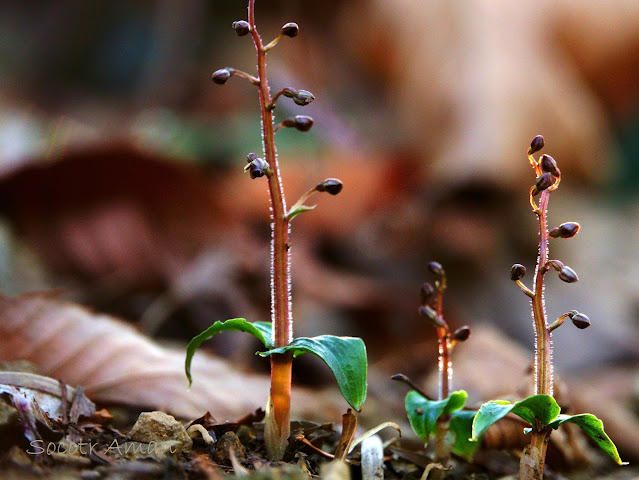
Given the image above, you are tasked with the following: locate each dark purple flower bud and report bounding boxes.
[212,68,233,85]
[529,135,544,154]
[453,326,471,342]
[540,154,560,177]
[232,20,251,36]
[510,263,526,281]
[427,261,445,277]
[418,305,445,328]
[549,222,580,239]
[316,178,343,195]
[570,312,591,329]
[281,22,299,37]
[420,282,435,305]
[535,172,555,192]
[558,266,579,283]
[282,115,314,132]
[293,90,315,106]
[244,153,269,179]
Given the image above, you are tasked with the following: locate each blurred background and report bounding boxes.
[1,0,639,421]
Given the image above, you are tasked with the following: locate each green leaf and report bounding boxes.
[549,414,627,466]
[405,390,468,443]
[472,395,561,440]
[287,204,316,221]
[185,319,273,387]
[449,410,480,461]
[259,335,367,411]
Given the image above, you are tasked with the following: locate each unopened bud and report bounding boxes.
[282,115,314,132]
[293,90,315,106]
[212,68,233,85]
[549,222,580,239]
[232,20,251,36]
[535,172,555,192]
[510,263,526,281]
[244,153,269,179]
[427,261,445,277]
[281,22,299,38]
[420,282,435,305]
[558,266,579,283]
[529,135,544,154]
[453,326,471,342]
[418,305,445,328]
[540,154,560,177]
[569,312,591,329]
[315,178,343,195]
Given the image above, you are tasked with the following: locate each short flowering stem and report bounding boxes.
[248,0,293,461]
[548,312,571,333]
[267,88,294,111]
[233,69,260,85]
[263,34,284,52]
[515,280,535,298]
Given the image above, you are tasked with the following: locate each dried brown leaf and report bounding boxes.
[0,292,338,420]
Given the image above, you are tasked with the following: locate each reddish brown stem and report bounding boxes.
[248,0,293,461]
[520,185,553,480]
[434,286,451,475]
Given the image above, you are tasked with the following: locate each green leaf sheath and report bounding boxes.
[549,414,627,466]
[449,410,480,460]
[185,319,273,387]
[405,390,478,460]
[472,395,560,440]
[405,390,468,443]
[260,335,367,411]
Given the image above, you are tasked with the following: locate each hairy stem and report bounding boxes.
[248,0,293,461]
[521,187,553,480]
[532,189,552,397]
[434,286,451,474]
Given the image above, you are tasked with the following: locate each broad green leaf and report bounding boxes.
[185,319,273,387]
[449,410,479,460]
[472,395,560,440]
[548,414,627,466]
[259,335,367,411]
[405,390,468,444]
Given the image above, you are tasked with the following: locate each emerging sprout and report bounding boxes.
[281,22,299,37]
[212,68,233,85]
[232,20,251,36]
[453,326,471,342]
[529,135,545,154]
[316,178,343,195]
[558,265,579,283]
[549,222,580,239]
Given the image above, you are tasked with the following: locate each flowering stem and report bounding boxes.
[434,282,451,475]
[248,0,293,461]
[521,163,553,480]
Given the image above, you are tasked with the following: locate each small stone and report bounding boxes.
[129,411,192,453]
[213,431,246,466]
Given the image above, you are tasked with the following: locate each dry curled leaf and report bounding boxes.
[0,292,338,420]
